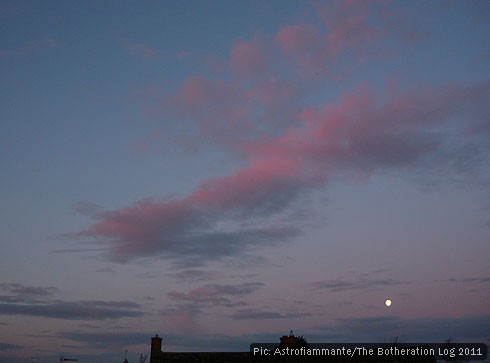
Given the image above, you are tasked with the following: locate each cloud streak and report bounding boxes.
[0,300,143,320]
[0,283,143,320]
[230,309,311,320]
[75,154,302,264]
[167,282,263,307]
[70,1,490,268]
[0,283,58,297]
[76,80,490,265]
[448,276,490,284]
[311,277,408,293]
[0,342,21,351]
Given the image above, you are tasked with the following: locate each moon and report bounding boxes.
[385,299,392,307]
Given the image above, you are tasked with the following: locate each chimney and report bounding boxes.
[150,335,162,363]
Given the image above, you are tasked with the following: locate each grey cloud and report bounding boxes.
[0,283,58,297]
[73,201,103,217]
[0,300,143,320]
[76,202,300,266]
[310,278,407,292]
[167,282,263,307]
[166,269,224,282]
[166,269,256,282]
[0,342,21,351]
[73,79,490,266]
[0,295,45,303]
[230,309,312,320]
[164,228,297,265]
[452,277,490,283]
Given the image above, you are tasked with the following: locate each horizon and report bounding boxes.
[1,1,490,363]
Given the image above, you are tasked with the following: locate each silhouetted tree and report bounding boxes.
[296,335,309,349]
[384,335,406,345]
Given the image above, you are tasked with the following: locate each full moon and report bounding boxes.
[385,299,392,307]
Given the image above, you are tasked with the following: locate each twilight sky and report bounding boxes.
[1,1,490,362]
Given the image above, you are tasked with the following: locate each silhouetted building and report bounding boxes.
[150,334,162,363]
[279,330,300,349]
[148,334,436,362]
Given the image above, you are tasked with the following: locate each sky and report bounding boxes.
[1,0,490,362]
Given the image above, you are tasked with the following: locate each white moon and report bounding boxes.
[385,299,392,307]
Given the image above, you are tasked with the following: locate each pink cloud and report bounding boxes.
[159,0,410,149]
[163,75,304,149]
[245,78,295,108]
[274,1,390,71]
[189,156,301,210]
[78,151,302,262]
[247,83,490,176]
[77,80,490,264]
[318,1,380,51]
[74,0,490,265]
[230,37,271,76]
[166,76,253,145]
[277,24,320,55]
[173,77,234,113]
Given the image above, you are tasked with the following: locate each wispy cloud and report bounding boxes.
[446,276,490,293]
[74,192,299,264]
[230,309,311,320]
[167,282,263,307]
[0,282,143,320]
[448,276,490,284]
[311,277,407,293]
[0,283,58,297]
[71,1,490,268]
[0,300,143,320]
[165,269,224,282]
[0,342,22,351]
[75,80,490,265]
